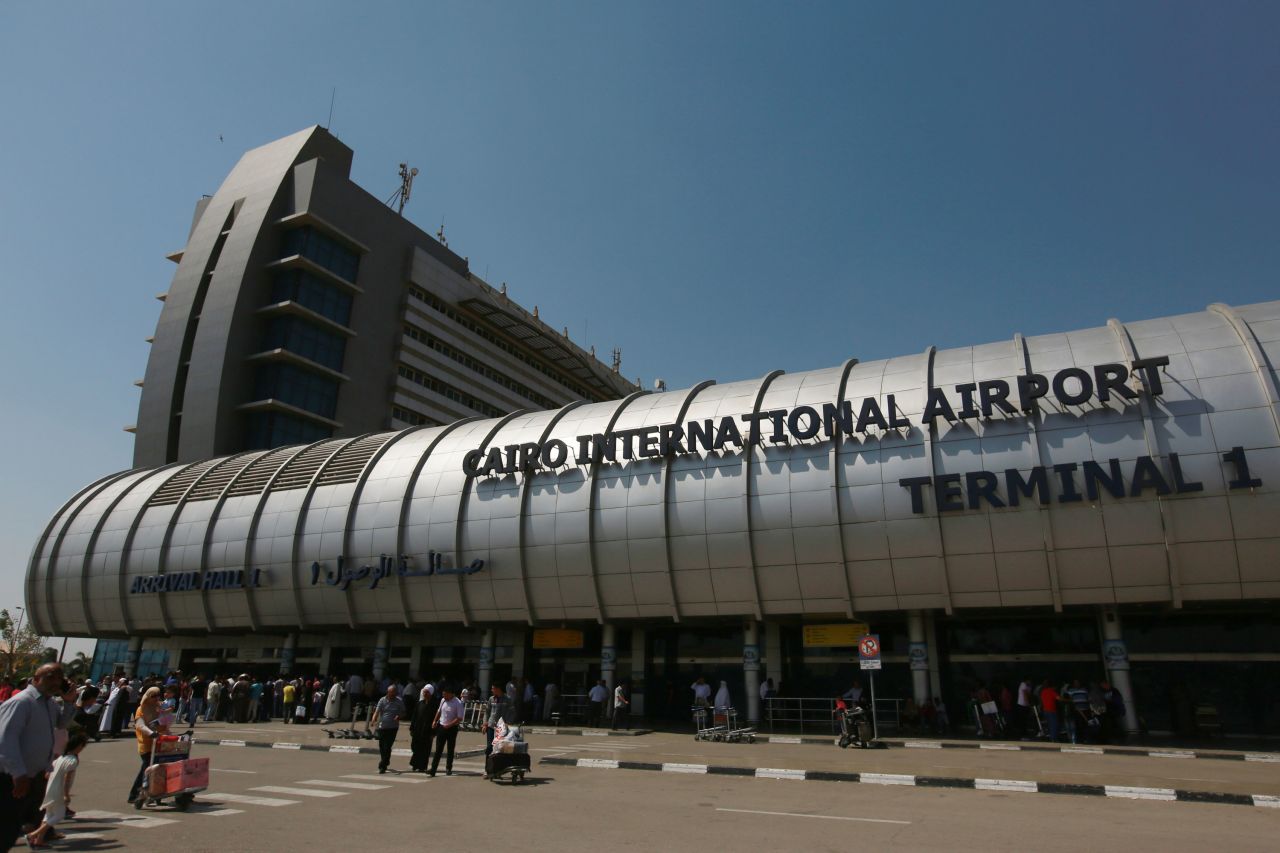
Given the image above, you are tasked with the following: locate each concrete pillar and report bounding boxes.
[478,628,495,693]
[908,610,931,706]
[1098,607,1140,734]
[630,627,646,717]
[409,644,424,680]
[317,644,332,678]
[925,612,942,700]
[279,633,297,676]
[123,637,144,678]
[372,630,389,683]
[743,621,761,723]
[510,630,526,679]
[601,624,617,709]
[765,622,783,692]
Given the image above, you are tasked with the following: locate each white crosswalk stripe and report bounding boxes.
[297,779,390,790]
[72,809,178,829]
[341,773,427,784]
[250,785,348,798]
[201,792,300,807]
[197,808,245,816]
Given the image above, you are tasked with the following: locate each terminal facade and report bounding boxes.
[25,133,1280,737]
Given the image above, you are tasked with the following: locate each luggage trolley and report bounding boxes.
[720,707,756,743]
[692,705,726,741]
[486,722,531,784]
[136,732,208,811]
[462,700,488,732]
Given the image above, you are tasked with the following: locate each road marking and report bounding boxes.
[584,742,641,748]
[340,773,427,784]
[1252,795,1280,808]
[61,832,106,840]
[392,748,413,756]
[197,808,244,816]
[297,779,390,790]
[272,742,302,750]
[1104,785,1176,801]
[716,808,910,825]
[201,792,300,807]
[330,745,362,753]
[975,778,1038,793]
[1150,751,1195,759]
[905,741,943,749]
[578,758,620,769]
[980,743,1021,751]
[755,768,805,780]
[211,768,257,774]
[662,763,709,774]
[859,773,915,786]
[1244,753,1280,763]
[72,810,178,829]
[251,785,348,798]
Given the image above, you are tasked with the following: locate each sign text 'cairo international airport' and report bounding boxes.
[461,357,1265,510]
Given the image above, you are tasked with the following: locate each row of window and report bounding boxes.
[391,405,436,427]
[406,286,593,401]
[255,362,340,419]
[283,226,360,283]
[270,269,354,326]
[402,324,559,410]
[245,410,333,451]
[396,364,507,419]
[264,316,347,372]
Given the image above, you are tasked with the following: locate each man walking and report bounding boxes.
[0,663,77,851]
[611,680,631,731]
[587,679,608,727]
[481,683,515,774]
[429,686,464,777]
[370,685,406,774]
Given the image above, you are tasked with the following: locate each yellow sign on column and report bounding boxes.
[802,623,870,647]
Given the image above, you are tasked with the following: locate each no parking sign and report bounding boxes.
[858,634,882,671]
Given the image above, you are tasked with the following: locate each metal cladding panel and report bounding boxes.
[25,300,1280,634]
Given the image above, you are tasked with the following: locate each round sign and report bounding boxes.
[859,636,879,658]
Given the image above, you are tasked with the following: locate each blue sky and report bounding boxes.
[1,2,1277,642]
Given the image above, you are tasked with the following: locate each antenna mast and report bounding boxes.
[385,163,419,216]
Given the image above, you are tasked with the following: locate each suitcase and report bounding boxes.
[494,739,528,755]
[485,751,531,782]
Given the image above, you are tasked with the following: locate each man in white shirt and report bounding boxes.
[611,681,631,731]
[1016,679,1034,735]
[429,686,464,777]
[587,680,608,727]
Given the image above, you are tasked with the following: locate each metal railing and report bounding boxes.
[763,696,903,735]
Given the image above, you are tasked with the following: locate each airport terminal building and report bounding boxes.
[22,132,1280,736]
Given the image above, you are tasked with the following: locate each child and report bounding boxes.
[26,732,89,849]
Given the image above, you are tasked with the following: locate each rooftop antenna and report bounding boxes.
[436,218,448,247]
[384,163,419,216]
[611,347,622,374]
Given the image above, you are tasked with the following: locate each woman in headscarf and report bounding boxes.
[408,682,439,772]
[127,687,165,803]
[714,681,732,713]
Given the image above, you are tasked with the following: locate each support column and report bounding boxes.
[279,633,297,676]
[925,613,942,700]
[1098,607,1140,734]
[478,628,495,693]
[601,624,617,711]
[764,622,783,692]
[409,644,424,680]
[908,610,931,706]
[317,644,332,678]
[372,630,389,684]
[743,621,761,724]
[630,628,646,717]
[124,637,143,678]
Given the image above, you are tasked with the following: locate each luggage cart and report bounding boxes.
[696,701,727,737]
[136,733,208,811]
[721,708,756,744]
[486,723,530,784]
[462,700,488,732]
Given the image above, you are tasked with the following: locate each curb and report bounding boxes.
[539,756,1280,810]
[521,728,651,738]
[761,736,1280,763]
[195,738,486,761]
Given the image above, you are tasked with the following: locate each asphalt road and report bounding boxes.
[39,735,1280,852]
